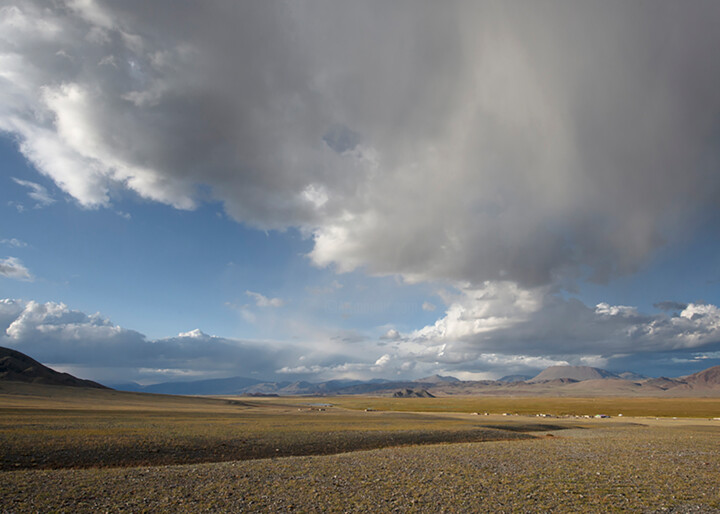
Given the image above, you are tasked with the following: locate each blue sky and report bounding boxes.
[2,1,720,385]
[1,135,441,341]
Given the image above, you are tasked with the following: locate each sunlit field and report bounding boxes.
[1,383,719,512]
[250,395,720,418]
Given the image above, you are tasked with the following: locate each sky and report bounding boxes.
[2,1,720,385]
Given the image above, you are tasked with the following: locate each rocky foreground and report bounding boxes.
[2,421,719,513]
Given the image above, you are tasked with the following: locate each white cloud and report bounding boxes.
[381,328,401,341]
[246,290,284,308]
[276,352,409,379]
[0,299,27,332]
[0,298,305,384]
[0,257,32,281]
[403,282,720,364]
[11,178,54,207]
[374,354,391,367]
[422,301,436,312]
[177,328,208,339]
[2,294,720,384]
[0,238,27,248]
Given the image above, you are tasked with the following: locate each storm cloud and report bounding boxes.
[2,1,720,289]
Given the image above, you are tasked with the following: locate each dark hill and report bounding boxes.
[392,388,435,398]
[0,346,108,389]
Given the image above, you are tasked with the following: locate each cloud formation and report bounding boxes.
[389,282,720,376]
[0,298,300,384]
[246,291,284,308]
[3,295,720,383]
[1,238,28,248]
[0,257,32,280]
[2,1,720,289]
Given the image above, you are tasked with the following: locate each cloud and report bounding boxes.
[381,328,401,341]
[245,290,284,308]
[0,239,28,248]
[0,257,32,280]
[1,2,719,289]
[3,295,720,383]
[11,178,54,207]
[404,282,720,364]
[422,302,436,312]
[654,301,689,312]
[4,3,720,381]
[276,351,414,378]
[306,280,343,295]
[0,297,420,383]
[0,298,303,384]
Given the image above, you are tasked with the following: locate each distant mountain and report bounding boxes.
[618,371,649,381]
[0,346,108,389]
[414,374,460,384]
[328,381,422,395]
[107,382,144,392]
[110,363,720,397]
[529,366,619,383]
[141,375,265,395]
[118,376,367,396]
[497,374,532,383]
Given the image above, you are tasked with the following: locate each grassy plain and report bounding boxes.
[0,383,542,470]
[1,382,720,512]
[249,394,720,418]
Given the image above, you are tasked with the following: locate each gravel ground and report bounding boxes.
[2,423,719,513]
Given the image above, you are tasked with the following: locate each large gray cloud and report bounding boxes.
[3,1,720,288]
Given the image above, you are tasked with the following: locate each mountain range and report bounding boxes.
[112,364,720,397]
[2,345,720,397]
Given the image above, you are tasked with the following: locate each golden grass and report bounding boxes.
[256,395,720,418]
[2,384,720,511]
[2,382,719,472]
[0,385,542,470]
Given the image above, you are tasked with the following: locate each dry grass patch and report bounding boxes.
[280,395,720,418]
[1,387,555,470]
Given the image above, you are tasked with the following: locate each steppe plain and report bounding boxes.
[1,382,719,512]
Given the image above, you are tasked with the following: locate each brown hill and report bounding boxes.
[641,377,687,390]
[0,346,108,389]
[684,366,720,389]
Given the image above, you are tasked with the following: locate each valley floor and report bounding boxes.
[1,384,719,512]
[2,422,720,513]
